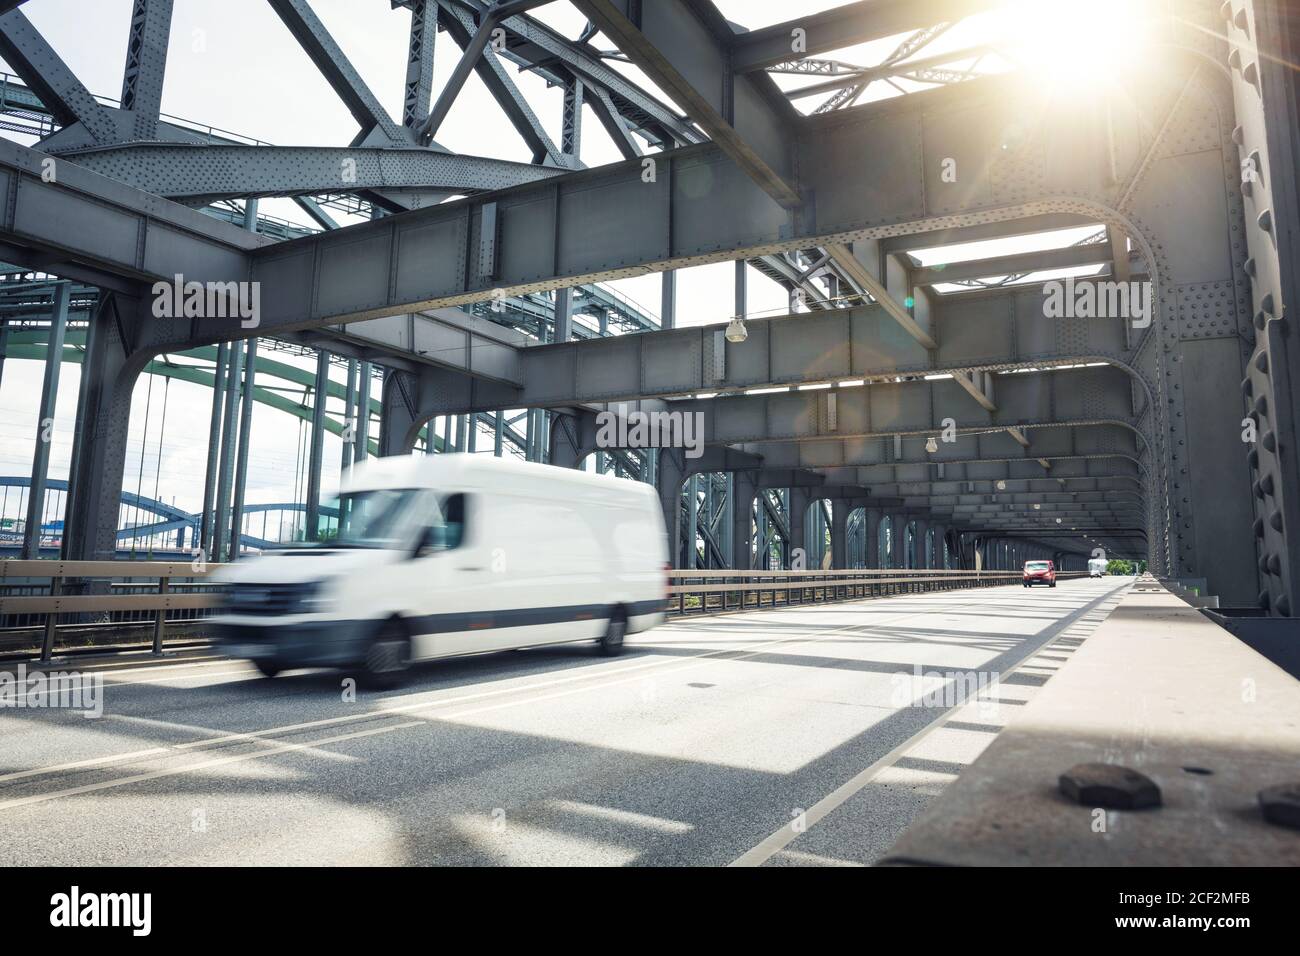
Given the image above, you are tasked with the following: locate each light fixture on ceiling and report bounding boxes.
[925,436,939,454]
[996,480,1007,491]
[725,316,748,343]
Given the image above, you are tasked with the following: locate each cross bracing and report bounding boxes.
[0,0,1290,611]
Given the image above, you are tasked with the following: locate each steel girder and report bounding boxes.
[1221,0,1300,616]
[674,365,1138,447]
[514,282,1140,407]
[0,64,1203,341]
[402,0,436,131]
[750,421,1144,474]
[0,11,1258,598]
[119,0,173,141]
[0,138,263,291]
[59,144,566,206]
[726,1,1004,75]
[573,0,802,206]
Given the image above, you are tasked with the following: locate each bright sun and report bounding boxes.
[995,0,1153,92]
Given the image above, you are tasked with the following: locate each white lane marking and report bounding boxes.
[0,594,969,788]
[0,721,424,812]
[728,581,1130,866]
[0,594,991,808]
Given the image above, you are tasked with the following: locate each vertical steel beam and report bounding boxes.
[734,259,747,320]
[831,501,848,570]
[199,342,229,559]
[554,287,573,343]
[229,338,257,560]
[403,0,435,130]
[120,0,174,140]
[61,293,140,563]
[22,281,69,559]
[355,362,372,461]
[493,411,503,456]
[863,508,880,568]
[562,76,584,159]
[0,319,8,399]
[213,341,244,561]
[341,358,357,471]
[686,475,699,569]
[304,349,329,541]
[661,270,676,330]
[787,487,811,567]
[914,518,930,570]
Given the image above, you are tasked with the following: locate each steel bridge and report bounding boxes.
[0,0,1296,868]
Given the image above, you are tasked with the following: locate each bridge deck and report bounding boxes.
[0,579,1130,866]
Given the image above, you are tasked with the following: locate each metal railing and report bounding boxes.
[0,560,220,662]
[1,559,1085,663]
[668,568,1087,615]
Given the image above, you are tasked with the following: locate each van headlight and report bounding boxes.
[299,581,335,613]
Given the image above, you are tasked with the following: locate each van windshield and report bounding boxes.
[330,488,436,549]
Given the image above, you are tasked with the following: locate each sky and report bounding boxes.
[0,0,1104,545]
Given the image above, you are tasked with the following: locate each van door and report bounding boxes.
[423,493,500,657]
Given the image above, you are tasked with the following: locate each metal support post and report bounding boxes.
[22,282,70,559]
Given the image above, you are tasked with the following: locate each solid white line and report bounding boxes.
[0,594,987,808]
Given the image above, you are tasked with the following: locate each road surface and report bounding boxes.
[0,578,1130,865]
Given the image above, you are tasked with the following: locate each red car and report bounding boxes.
[1023,560,1056,587]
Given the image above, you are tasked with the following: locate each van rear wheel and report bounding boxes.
[361,620,411,688]
[254,659,282,678]
[599,616,627,656]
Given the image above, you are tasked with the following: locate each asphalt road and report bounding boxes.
[0,578,1130,866]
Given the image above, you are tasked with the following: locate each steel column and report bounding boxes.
[21,281,69,559]
[304,349,329,541]
[212,341,244,562]
[198,342,229,560]
[229,338,257,558]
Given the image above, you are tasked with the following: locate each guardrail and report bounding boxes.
[0,560,219,662]
[1,560,1087,663]
[668,568,1087,615]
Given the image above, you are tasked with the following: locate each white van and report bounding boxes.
[211,454,669,685]
[1088,557,1107,578]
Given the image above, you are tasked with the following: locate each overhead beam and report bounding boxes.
[574,0,801,206]
[729,0,1004,74]
[59,143,565,203]
[910,242,1140,285]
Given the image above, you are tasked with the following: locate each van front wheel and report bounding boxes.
[599,616,627,656]
[361,620,411,688]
